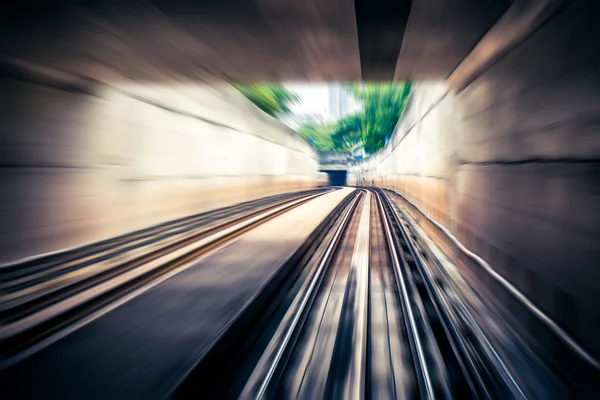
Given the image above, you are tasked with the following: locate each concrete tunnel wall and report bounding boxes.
[350,1,600,360]
[0,74,319,263]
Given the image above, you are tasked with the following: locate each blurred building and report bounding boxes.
[283,84,362,129]
[351,142,366,159]
[328,84,362,120]
[280,112,325,130]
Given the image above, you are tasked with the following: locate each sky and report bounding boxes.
[283,83,330,115]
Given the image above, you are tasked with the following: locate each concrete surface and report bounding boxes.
[0,75,318,263]
[351,0,600,359]
[1,188,354,400]
[0,0,598,374]
[0,0,563,263]
[0,0,509,82]
[319,151,353,185]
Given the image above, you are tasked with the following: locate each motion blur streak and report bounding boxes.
[1,0,599,399]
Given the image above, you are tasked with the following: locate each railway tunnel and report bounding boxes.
[0,0,599,398]
[319,151,354,186]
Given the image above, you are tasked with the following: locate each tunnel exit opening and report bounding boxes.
[321,170,347,186]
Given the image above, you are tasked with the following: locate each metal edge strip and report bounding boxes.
[383,188,600,370]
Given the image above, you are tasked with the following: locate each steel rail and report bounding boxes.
[0,188,332,275]
[0,190,331,368]
[383,188,600,370]
[345,193,370,400]
[375,190,435,400]
[0,190,330,321]
[381,189,526,399]
[240,191,363,399]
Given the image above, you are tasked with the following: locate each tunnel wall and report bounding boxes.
[351,1,600,359]
[0,74,318,263]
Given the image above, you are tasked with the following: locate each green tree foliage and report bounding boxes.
[297,82,411,153]
[298,122,337,151]
[235,83,299,117]
[332,113,362,151]
[346,82,412,153]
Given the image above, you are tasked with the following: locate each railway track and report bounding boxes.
[2,187,556,398]
[175,188,526,399]
[0,188,333,366]
[375,189,525,399]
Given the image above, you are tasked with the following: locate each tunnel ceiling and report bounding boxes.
[1,0,511,83]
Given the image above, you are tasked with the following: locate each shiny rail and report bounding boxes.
[0,188,331,290]
[375,190,435,399]
[232,188,527,399]
[240,191,363,399]
[383,188,600,372]
[0,189,331,367]
[376,188,525,399]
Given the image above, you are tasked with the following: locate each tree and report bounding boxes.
[239,82,411,153]
[297,121,337,151]
[345,82,411,153]
[234,83,299,117]
[331,114,362,151]
[298,82,411,153]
